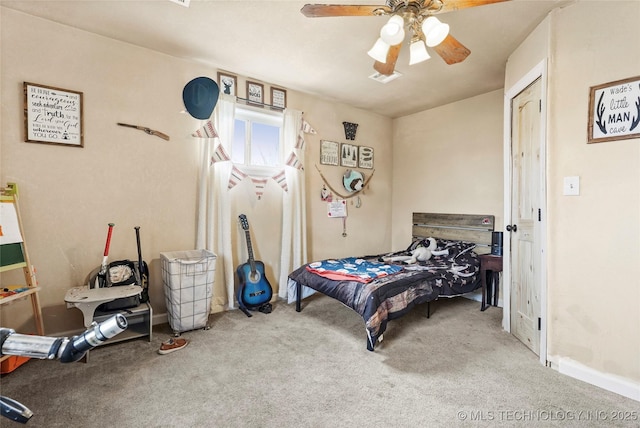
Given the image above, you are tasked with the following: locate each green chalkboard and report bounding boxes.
[0,242,26,271]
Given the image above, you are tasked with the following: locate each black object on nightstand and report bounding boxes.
[479,254,503,311]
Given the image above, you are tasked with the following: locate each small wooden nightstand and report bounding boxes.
[479,254,503,311]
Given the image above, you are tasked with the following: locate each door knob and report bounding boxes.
[506,224,518,232]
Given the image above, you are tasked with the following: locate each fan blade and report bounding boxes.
[436,0,511,14]
[433,34,471,64]
[301,4,391,17]
[373,43,402,76]
[436,0,510,14]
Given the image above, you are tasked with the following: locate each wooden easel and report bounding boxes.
[0,183,45,363]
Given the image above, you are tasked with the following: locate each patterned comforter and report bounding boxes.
[287,239,481,350]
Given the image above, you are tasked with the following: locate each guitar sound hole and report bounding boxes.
[249,272,261,282]
[249,290,266,298]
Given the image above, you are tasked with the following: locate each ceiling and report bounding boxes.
[1,0,570,118]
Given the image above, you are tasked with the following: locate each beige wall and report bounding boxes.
[303,108,393,261]
[391,89,505,249]
[504,15,549,91]
[0,8,393,334]
[506,1,640,385]
[548,1,640,384]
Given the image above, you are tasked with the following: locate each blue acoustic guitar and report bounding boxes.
[236,214,273,317]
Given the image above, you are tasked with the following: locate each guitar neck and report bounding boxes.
[245,230,257,273]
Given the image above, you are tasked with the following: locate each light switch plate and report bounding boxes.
[563,176,580,196]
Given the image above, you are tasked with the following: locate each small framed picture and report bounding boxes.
[246,81,264,106]
[340,143,358,167]
[24,82,84,147]
[271,87,287,110]
[320,140,339,166]
[217,72,237,96]
[358,146,374,169]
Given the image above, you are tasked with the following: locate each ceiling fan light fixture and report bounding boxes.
[422,16,449,47]
[409,39,430,65]
[380,15,405,45]
[367,38,391,63]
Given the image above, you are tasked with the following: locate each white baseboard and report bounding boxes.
[463,291,503,307]
[152,312,168,326]
[557,357,640,402]
[463,292,482,302]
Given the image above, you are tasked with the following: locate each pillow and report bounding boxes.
[406,238,477,259]
[435,239,476,258]
[406,238,431,252]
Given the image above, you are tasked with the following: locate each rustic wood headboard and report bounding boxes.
[412,213,495,254]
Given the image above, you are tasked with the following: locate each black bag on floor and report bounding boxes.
[95,260,142,312]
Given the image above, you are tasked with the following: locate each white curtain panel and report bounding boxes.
[278,109,309,300]
[196,94,236,309]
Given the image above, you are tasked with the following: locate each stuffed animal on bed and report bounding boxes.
[383,237,439,264]
[405,237,437,263]
[406,246,432,263]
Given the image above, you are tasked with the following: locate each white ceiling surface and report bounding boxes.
[2,0,570,118]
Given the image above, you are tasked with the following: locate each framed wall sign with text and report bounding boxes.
[246,81,264,106]
[320,140,339,166]
[340,143,358,167]
[358,146,374,169]
[271,87,287,109]
[588,75,640,143]
[24,82,84,147]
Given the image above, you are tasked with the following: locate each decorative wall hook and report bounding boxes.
[342,121,358,140]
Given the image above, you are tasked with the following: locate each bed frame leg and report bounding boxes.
[427,301,431,319]
[296,282,302,312]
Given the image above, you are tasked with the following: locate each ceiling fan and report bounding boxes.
[301,0,510,76]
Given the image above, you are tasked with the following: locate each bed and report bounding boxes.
[287,213,495,351]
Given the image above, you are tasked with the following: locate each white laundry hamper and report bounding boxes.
[160,249,216,335]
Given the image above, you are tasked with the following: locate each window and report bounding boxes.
[232,106,283,172]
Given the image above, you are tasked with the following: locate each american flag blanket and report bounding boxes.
[306,257,403,283]
[288,239,481,350]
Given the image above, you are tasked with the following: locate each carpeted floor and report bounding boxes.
[1,296,638,427]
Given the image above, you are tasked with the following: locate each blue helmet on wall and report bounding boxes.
[182,77,219,120]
